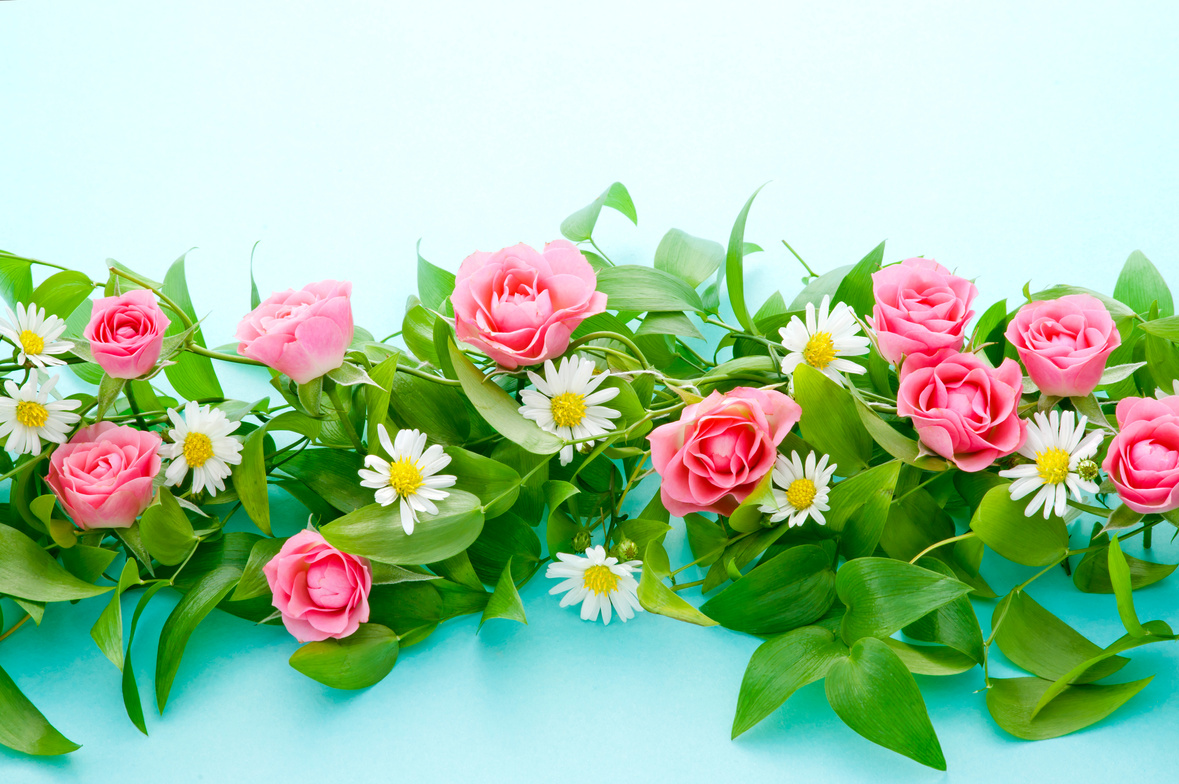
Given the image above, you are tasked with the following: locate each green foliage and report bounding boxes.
[969,485,1069,566]
[654,229,725,289]
[700,545,835,635]
[560,182,637,242]
[837,558,972,644]
[0,663,80,755]
[290,624,400,690]
[793,364,871,475]
[723,185,766,333]
[732,626,846,738]
[320,491,485,565]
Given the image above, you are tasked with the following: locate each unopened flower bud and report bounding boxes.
[571,530,593,553]
[611,538,639,562]
[1077,459,1100,482]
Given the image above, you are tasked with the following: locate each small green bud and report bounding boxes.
[1077,459,1100,482]
[571,530,593,553]
[611,538,639,562]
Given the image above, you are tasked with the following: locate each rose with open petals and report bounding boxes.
[1006,294,1120,398]
[869,258,978,365]
[648,387,802,516]
[1103,395,1179,514]
[896,349,1026,472]
[84,289,171,379]
[263,529,372,643]
[236,280,353,385]
[451,240,606,369]
[45,422,162,530]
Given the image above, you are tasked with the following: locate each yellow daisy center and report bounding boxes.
[1036,447,1071,485]
[18,329,44,356]
[802,331,836,369]
[550,391,587,428]
[583,564,619,595]
[183,432,214,468]
[15,400,48,428]
[388,457,424,498]
[786,477,818,510]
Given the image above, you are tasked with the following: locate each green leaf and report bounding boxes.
[594,265,704,313]
[832,241,886,319]
[445,445,523,518]
[230,536,287,601]
[837,558,972,644]
[230,423,271,535]
[0,251,34,308]
[156,565,241,711]
[560,182,637,242]
[789,265,852,311]
[327,361,377,388]
[0,663,80,755]
[467,511,541,584]
[479,557,527,630]
[835,461,902,560]
[90,559,143,671]
[970,484,1069,566]
[416,241,455,311]
[731,626,846,738]
[249,242,262,309]
[883,639,978,676]
[987,675,1153,741]
[653,229,725,289]
[991,591,1128,682]
[684,513,727,567]
[297,375,323,417]
[289,623,400,690]
[139,489,198,566]
[1107,535,1147,637]
[0,522,112,602]
[853,397,949,471]
[161,255,223,400]
[825,637,946,770]
[122,581,168,734]
[635,541,718,627]
[1113,250,1173,318]
[365,356,398,453]
[635,311,704,341]
[1101,502,1143,534]
[95,373,125,420]
[1031,285,1137,321]
[30,270,93,320]
[793,364,872,475]
[1073,543,1176,593]
[448,339,563,455]
[904,558,984,663]
[280,448,370,512]
[700,545,836,635]
[320,490,484,565]
[59,544,117,584]
[1140,314,1179,342]
[724,185,766,334]
[402,302,439,365]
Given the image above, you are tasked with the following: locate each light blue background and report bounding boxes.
[2,2,1179,781]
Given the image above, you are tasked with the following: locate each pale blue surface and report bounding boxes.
[2,2,1179,781]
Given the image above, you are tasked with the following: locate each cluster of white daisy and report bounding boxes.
[778,295,870,387]
[358,423,456,534]
[0,303,84,455]
[999,410,1103,519]
[519,353,621,465]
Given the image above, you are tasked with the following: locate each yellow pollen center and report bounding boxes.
[583,564,619,595]
[550,391,587,428]
[803,331,837,369]
[15,400,48,428]
[183,432,214,468]
[1036,447,1071,485]
[786,478,818,510]
[388,457,424,498]
[18,330,44,356]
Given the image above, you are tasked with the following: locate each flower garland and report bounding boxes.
[0,184,1177,770]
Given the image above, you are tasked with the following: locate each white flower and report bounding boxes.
[759,450,838,527]
[999,410,1103,519]
[0,303,74,368]
[162,402,244,496]
[519,354,621,465]
[779,295,870,386]
[0,374,81,455]
[546,545,642,625]
[358,424,455,534]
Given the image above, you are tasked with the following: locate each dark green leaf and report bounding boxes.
[445,445,523,518]
[832,241,885,319]
[701,545,835,635]
[230,536,287,601]
[280,448,370,513]
[0,522,112,602]
[0,663,80,755]
[837,558,972,643]
[289,623,399,690]
[991,591,1128,682]
[139,489,198,566]
[987,675,1153,741]
[156,565,241,711]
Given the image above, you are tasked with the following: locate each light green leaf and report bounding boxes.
[289,623,399,690]
[701,545,835,635]
[1031,284,1137,321]
[853,396,949,471]
[636,541,718,627]
[0,522,112,602]
[970,484,1069,566]
[724,185,766,333]
[30,270,93,320]
[825,637,946,770]
[1073,542,1176,593]
[162,255,223,400]
[90,559,143,671]
[653,229,725,289]
[560,182,637,242]
[0,251,35,308]
[479,557,527,630]
[903,558,984,663]
[987,675,1153,741]
[1101,503,1143,534]
[832,241,885,319]
[883,639,978,676]
[230,536,287,601]
[991,591,1128,682]
[365,356,398,454]
[230,425,271,535]
[0,663,80,756]
[1107,535,1147,637]
[1113,250,1173,318]
[297,375,323,417]
[789,265,852,311]
[417,241,456,311]
[320,490,484,565]
[327,361,378,387]
[445,445,523,518]
[594,265,704,313]
[139,488,198,566]
[635,311,704,340]
[793,364,871,475]
[156,565,241,711]
[837,558,972,643]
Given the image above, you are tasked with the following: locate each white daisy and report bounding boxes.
[358,424,455,534]
[759,450,837,527]
[779,295,870,386]
[0,374,81,455]
[546,545,642,625]
[0,303,74,368]
[162,401,244,496]
[519,354,620,465]
[999,410,1103,519]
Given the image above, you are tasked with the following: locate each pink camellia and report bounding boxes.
[45,422,162,530]
[1005,294,1121,398]
[451,240,606,369]
[896,349,1026,472]
[1103,395,1179,514]
[869,258,978,365]
[648,387,802,517]
[84,289,171,379]
[263,529,372,643]
[235,281,354,385]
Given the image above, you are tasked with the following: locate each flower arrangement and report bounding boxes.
[0,183,1177,770]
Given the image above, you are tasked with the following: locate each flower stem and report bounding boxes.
[326,385,365,453]
[0,613,31,644]
[186,344,266,366]
[908,531,977,564]
[569,332,650,370]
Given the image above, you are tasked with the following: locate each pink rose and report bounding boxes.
[45,422,162,530]
[83,289,171,379]
[648,387,802,516]
[1005,294,1121,398]
[451,240,606,369]
[869,258,978,365]
[896,350,1026,472]
[235,280,353,385]
[263,529,372,643]
[1103,396,1179,514]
